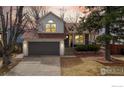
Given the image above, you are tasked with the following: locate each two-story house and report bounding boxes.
[23,12,96,56]
[23,12,65,56]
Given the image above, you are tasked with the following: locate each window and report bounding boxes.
[46,20,56,32]
[75,35,83,44]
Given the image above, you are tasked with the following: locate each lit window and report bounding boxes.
[75,35,83,44]
[46,20,56,32]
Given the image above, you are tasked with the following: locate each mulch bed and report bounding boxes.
[0,59,21,75]
[75,51,104,57]
[96,57,124,66]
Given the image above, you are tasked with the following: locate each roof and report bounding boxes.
[40,12,65,23]
[65,23,79,33]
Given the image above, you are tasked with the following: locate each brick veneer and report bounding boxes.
[38,33,66,39]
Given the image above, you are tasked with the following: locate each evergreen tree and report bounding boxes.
[78,6,124,61]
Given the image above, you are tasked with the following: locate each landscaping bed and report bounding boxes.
[95,55,124,67]
[75,44,100,51]
[74,51,103,57]
[74,44,103,57]
[0,58,22,75]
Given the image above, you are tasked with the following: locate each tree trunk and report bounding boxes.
[105,41,111,61]
[2,51,11,66]
[105,7,111,61]
[105,23,111,61]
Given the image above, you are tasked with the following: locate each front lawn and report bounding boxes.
[61,57,104,76]
[61,56,124,76]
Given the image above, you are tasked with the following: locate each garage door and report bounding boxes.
[28,42,60,55]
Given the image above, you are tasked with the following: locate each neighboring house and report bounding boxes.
[98,28,124,45]
[23,12,96,56]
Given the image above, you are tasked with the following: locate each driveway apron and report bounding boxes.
[6,56,61,76]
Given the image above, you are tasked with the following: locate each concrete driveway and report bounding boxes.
[6,56,61,76]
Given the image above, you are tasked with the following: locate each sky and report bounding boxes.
[2,6,89,23]
[47,6,89,22]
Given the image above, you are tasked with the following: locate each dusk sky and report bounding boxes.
[3,6,89,22]
[47,6,89,22]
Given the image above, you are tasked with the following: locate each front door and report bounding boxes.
[85,34,89,45]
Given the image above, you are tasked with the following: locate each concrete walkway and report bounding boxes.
[6,56,61,76]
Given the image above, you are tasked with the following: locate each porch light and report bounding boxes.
[23,41,28,56]
[66,35,68,38]
[60,41,64,56]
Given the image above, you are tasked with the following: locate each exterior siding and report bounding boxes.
[38,13,64,33]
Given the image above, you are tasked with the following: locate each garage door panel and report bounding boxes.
[28,42,60,55]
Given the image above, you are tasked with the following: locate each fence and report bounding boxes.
[110,44,124,55]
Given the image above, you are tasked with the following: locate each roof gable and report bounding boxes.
[40,12,65,22]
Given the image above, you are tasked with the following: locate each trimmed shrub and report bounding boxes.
[75,44,100,52]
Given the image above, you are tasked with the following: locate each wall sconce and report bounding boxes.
[66,35,68,39]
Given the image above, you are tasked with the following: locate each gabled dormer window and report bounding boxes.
[46,20,56,32]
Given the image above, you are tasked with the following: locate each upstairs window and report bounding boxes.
[46,20,56,32]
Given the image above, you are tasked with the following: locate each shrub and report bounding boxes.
[75,44,100,52]
[13,43,22,54]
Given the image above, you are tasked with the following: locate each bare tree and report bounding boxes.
[64,7,82,23]
[65,14,80,23]
[0,6,27,66]
[25,6,49,31]
[59,7,66,20]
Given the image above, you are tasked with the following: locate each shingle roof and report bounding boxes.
[65,23,79,33]
[39,12,65,23]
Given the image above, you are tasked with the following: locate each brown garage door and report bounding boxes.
[28,42,60,55]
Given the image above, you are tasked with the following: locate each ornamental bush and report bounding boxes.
[75,44,100,52]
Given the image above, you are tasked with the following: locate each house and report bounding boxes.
[23,12,65,56]
[0,12,96,56]
[23,12,96,56]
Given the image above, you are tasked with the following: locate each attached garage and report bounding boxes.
[28,42,60,55]
[23,12,66,56]
[23,40,64,56]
